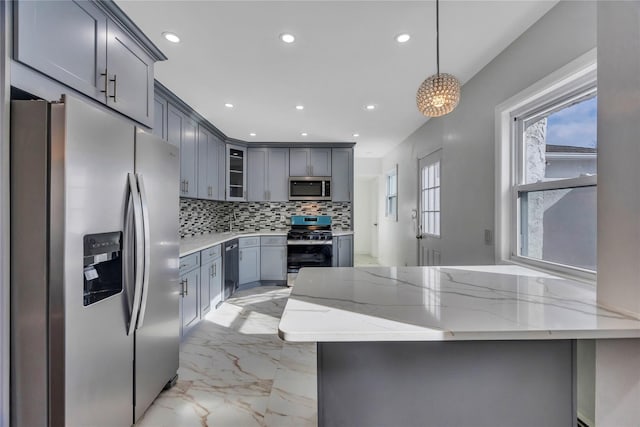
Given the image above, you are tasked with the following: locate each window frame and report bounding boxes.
[495,49,597,282]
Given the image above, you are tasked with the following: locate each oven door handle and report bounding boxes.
[287,240,333,245]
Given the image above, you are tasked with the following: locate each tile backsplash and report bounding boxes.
[180,198,352,238]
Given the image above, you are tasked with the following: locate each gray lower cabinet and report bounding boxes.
[179,253,200,338]
[239,237,261,285]
[198,126,224,200]
[248,148,289,202]
[199,261,212,317]
[13,0,160,127]
[333,235,354,267]
[200,245,223,316]
[260,236,287,281]
[168,104,198,198]
[332,148,354,202]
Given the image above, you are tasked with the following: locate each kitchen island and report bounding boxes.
[278,266,640,427]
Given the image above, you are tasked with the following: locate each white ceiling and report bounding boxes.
[118,0,557,158]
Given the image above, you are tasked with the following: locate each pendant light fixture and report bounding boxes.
[416,0,460,117]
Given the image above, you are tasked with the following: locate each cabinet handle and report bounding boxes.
[186,180,189,193]
[179,279,185,296]
[240,251,243,261]
[210,265,214,278]
[109,75,117,103]
[184,278,188,296]
[100,71,109,98]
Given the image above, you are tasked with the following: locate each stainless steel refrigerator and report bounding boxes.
[10,95,180,426]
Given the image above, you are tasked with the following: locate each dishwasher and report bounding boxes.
[224,239,239,300]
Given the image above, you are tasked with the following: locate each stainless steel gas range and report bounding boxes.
[287,215,333,285]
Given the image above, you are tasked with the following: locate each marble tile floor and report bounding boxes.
[136,286,317,427]
[354,253,381,267]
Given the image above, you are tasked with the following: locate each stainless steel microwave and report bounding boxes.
[289,177,331,201]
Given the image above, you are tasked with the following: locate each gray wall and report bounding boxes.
[377,1,597,267]
[595,2,640,425]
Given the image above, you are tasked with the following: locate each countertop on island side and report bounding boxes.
[278,265,640,342]
[180,230,354,257]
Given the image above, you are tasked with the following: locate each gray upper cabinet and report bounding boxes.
[105,21,154,126]
[152,95,168,141]
[14,1,107,101]
[247,148,267,202]
[168,104,197,197]
[198,126,224,200]
[331,148,354,202]
[248,148,289,202]
[290,148,332,176]
[14,0,164,127]
[268,148,290,201]
[181,116,198,198]
[226,144,247,201]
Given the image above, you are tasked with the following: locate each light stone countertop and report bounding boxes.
[278,265,640,342]
[180,230,354,257]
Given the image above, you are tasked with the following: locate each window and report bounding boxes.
[420,157,441,237]
[496,50,597,279]
[386,166,398,220]
[516,93,597,271]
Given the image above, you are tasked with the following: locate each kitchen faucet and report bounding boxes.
[229,210,237,232]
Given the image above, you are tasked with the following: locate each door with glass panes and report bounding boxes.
[418,150,442,266]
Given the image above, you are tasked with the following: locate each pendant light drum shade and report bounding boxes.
[416,73,460,117]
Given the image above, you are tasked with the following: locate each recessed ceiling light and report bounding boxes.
[352,133,360,138]
[295,105,304,110]
[162,32,181,43]
[224,103,234,108]
[249,133,256,137]
[301,132,308,137]
[365,104,377,111]
[395,33,411,43]
[280,33,295,43]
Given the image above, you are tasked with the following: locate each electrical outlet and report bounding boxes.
[484,229,493,245]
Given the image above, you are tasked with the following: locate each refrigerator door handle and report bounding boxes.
[135,173,152,330]
[127,173,145,336]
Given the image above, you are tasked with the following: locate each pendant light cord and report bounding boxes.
[436,0,440,76]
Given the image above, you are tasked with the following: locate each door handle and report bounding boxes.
[126,173,144,336]
[109,74,117,103]
[184,278,189,296]
[100,70,109,99]
[135,174,151,329]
